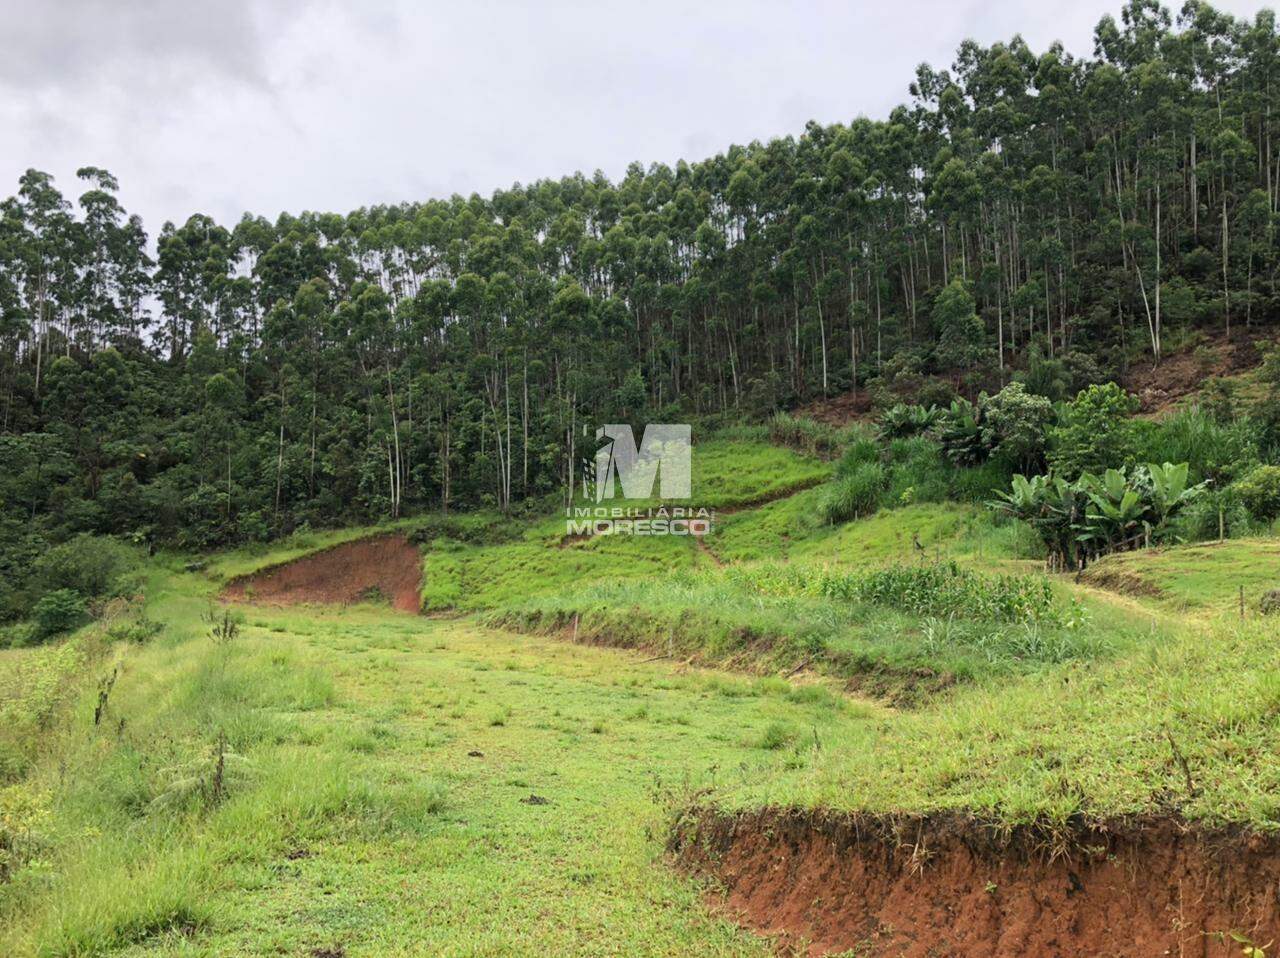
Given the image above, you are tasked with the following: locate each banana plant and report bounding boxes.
[1082,468,1147,549]
[937,398,986,467]
[996,461,1201,571]
[1145,461,1204,531]
[877,403,942,440]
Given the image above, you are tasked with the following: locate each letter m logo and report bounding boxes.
[594,424,691,502]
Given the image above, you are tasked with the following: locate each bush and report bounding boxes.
[820,464,886,522]
[1048,383,1140,478]
[1233,464,1280,523]
[1170,492,1255,542]
[31,589,87,639]
[884,437,950,504]
[877,403,942,440]
[980,382,1054,471]
[32,534,138,600]
[949,460,1015,503]
[1260,590,1280,616]
[818,463,886,524]
[935,398,986,467]
[834,435,881,476]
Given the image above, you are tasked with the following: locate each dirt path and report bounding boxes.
[221,534,423,612]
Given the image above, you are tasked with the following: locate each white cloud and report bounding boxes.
[0,0,1272,237]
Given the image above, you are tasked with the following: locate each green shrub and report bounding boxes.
[1233,464,1280,523]
[1133,406,1259,485]
[834,436,881,476]
[1048,383,1140,478]
[32,589,88,639]
[884,437,950,504]
[33,535,138,600]
[980,382,1054,471]
[935,398,987,467]
[818,463,886,523]
[949,460,1015,503]
[877,403,942,440]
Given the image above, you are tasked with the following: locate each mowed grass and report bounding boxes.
[7,513,1280,955]
[1083,537,1280,613]
[715,611,1280,830]
[689,437,830,508]
[421,517,700,611]
[9,430,1280,955]
[211,436,830,615]
[0,575,868,958]
[415,436,831,611]
[709,495,1034,568]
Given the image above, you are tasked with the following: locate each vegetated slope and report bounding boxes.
[1081,537,1280,612]
[1124,332,1269,414]
[665,603,1280,952]
[419,437,828,612]
[222,534,423,612]
[8,499,1280,955]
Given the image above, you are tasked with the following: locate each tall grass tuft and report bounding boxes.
[767,412,843,459]
[818,463,886,523]
[1133,405,1259,484]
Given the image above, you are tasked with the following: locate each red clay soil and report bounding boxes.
[671,807,1280,957]
[222,534,422,613]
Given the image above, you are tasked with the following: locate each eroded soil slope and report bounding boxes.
[672,807,1280,957]
[222,534,422,612]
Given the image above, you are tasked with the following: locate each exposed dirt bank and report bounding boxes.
[670,806,1280,956]
[1078,562,1167,599]
[1126,332,1266,414]
[222,534,422,612]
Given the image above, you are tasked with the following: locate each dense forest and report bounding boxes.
[2,0,1279,574]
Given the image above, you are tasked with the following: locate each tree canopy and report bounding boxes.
[1,0,1278,555]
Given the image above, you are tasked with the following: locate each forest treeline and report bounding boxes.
[2,0,1280,573]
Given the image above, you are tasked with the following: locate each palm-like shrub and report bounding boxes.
[877,403,942,440]
[993,462,1204,570]
[1233,464,1280,522]
[935,398,986,467]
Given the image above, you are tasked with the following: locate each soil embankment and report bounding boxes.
[222,534,422,612]
[671,806,1280,956]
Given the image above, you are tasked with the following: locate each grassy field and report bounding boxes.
[0,568,873,957]
[5,431,1280,955]
[417,435,828,612]
[709,495,1032,567]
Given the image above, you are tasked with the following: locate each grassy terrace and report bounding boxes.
[1083,537,1280,613]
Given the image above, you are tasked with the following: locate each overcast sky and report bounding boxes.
[2,0,1273,235]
